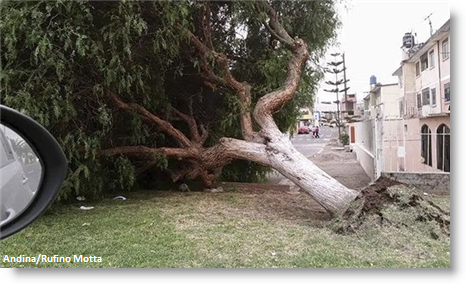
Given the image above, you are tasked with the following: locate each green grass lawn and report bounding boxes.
[0,187,450,268]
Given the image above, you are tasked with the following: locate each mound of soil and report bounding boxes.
[332,177,450,239]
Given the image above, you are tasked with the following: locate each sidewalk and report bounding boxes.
[279,139,371,191]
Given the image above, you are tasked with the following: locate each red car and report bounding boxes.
[298,126,310,134]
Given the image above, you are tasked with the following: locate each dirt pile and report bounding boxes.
[331,177,450,240]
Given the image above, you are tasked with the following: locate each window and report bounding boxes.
[444,82,450,102]
[416,62,420,76]
[442,38,449,60]
[436,124,450,172]
[431,87,436,105]
[429,50,435,68]
[422,88,430,106]
[421,125,432,166]
[417,93,422,108]
[420,52,428,71]
[399,100,404,117]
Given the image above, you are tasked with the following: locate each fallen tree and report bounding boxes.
[97,1,358,215]
[1,1,449,231]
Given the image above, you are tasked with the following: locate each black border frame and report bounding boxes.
[0,105,68,239]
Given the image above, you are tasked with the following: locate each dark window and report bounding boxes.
[421,125,432,166]
[421,52,428,71]
[431,88,437,105]
[417,93,422,109]
[399,100,404,117]
[416,62,420,76]
[422,88,430,105]
[444,82,450,102]
[437,124,450,172]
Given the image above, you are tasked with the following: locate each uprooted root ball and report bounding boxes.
[331,177,450,240]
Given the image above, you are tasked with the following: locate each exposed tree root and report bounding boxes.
[331,177,450,239]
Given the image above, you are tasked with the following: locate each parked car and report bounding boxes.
[298,126,310,134]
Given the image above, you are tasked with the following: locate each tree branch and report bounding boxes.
[199,123,209,144]
[183,26,256,141]
[252,2,310,136]
[171,101,203,144]
[101,145,196,159]
[109,93,193,148]
[261,19,293,49]
[202,1,214,50]
[255,2,294,47]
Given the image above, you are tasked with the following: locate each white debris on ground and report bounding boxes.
[113,196,127,200]
[79,206,94,210]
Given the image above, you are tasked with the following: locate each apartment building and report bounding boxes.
[393,19,450,173]
[353,19,450,181]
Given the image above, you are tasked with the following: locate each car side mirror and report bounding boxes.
[0,105,67,239]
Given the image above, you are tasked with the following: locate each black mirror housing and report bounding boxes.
[0,105,68,239]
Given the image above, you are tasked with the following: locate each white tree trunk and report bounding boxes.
[263,134,359,215]
[220,134,359,215]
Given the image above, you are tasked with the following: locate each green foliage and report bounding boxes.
[340,133,349,146]
[1,1,341,200]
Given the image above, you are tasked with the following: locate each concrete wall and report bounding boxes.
[353,144,375,181]
[382,119,404,172]
[353,120,376,180]
[381,84,401,117]
[402,62,419,118]
[382,172,450,193]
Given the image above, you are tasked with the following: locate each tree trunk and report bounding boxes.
[259,135,359,215]
[214,135,359,216]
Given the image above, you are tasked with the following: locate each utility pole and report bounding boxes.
[334,63,341,139]
[342,53,349,114]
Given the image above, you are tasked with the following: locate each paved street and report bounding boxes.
[290,126,337,157]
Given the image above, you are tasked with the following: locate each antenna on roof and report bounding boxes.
[424,13,433,36]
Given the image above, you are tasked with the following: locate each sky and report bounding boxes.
[317,0,451,104]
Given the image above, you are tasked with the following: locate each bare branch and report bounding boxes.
[109,93,193,148]
[261,19,293,49]
[199,124,209,144]
[202,1,214,50]
[101,145,196,159]
[255,2,294,47]
[171,102,202,144]
[252,2,310,135]
[183,27,256,140]
[217,138,270,166]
